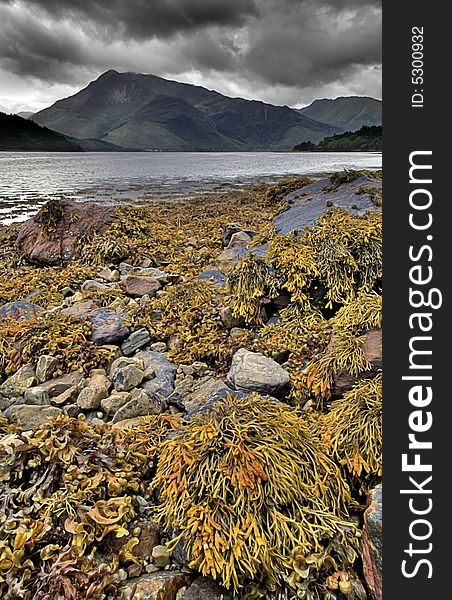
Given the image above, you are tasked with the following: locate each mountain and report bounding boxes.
[298,97,382,132]
[293,125,382,152]
[32,70,340,151]
[0,112,83,151]
[17,111,35,119]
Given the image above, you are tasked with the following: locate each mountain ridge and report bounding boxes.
[33,70,342,151]
[298,96,381,132]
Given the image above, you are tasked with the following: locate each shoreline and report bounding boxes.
[0,170,382,599]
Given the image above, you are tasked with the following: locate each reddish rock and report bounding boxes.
[61,300,100,319]
[362,484,382,600]
[89,309,130,345]
[119,571,191,600]
[133,519,161,560]
[0,301,44,320]
[332,329,382,396]
[16,199,116,265]
[120,275,161,298]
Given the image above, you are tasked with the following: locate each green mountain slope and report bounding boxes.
[0,112,83,151]
[293,125,382,152]
[298,97,382,132]
[33,70,341,151]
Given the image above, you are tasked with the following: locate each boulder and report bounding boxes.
[362,484,382,600]
[89,309,130,345]
[275,174,381,235]
[182,578,232,600]
[81,280,111,293]
[16,199,117,265]
[216,244,249,274]
[332,329,382,396]
[221,224,258,247]
[227,231,252,247]
[119,571,191,600]
[5,405,62,429]
[120,275,161,298]
[36,355,59,383]
[227,348,290,395]
[121,328,151,356]
[0,301,44,320]
[0,364,37,399]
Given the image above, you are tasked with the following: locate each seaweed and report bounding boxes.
[0,413,180,599]
[35,199,65,241]
[153,393,360,594]
[263,177,312,206]
[318,374,382,494]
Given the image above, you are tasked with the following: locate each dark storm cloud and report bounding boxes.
[0,0,260,38]
[0,0,381,110]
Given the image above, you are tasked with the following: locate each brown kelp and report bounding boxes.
[0,413,180,599]
[317,373,382,494]
[153,393,362,596]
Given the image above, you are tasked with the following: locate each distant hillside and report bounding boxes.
[293,125,382,152]
[298,97,381,132]
[33,70,340,151]
[0,112,83,151]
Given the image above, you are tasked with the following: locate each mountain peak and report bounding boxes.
[32,71,342,151]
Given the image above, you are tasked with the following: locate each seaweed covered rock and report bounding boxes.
[275,171,381,235]
[153,393,360,594]
[362,484,382,600]
[17,199,116,265]
[182,577,232,600]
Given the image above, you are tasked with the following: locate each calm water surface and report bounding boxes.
[0,151,381,224]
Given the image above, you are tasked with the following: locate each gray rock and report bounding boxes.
[196,269,227,286]
[227,231,252,247]
[0,301,44,320]
[112,389,165,423]
[97,267,120,282]
[77,384,109,410]
[110,356,144,377]
[40,372,84,397]
[136,351,177,399]
[227,348,290,395]
[89,309,129,345]
[121,328,151,356]
[275,174,381,236]
[36,355,59,383]
[81,280,111,292]
[24,386,51,405]
[61,301,99,319]
[221,224,258,247]
[0,364,37,399]
[51,383,84,406]
[216,244,249,274]
[182,577,232,600]
[151,545,171,568]
[112,363,144,393]
[173,376,229,413]
[101,392,132,416]
[5,404,62,429]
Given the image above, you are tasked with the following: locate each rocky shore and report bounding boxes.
[0,171,382,600]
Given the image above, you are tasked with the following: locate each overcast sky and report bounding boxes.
[0,0,381,114]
